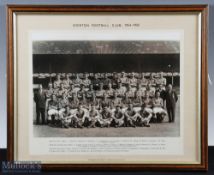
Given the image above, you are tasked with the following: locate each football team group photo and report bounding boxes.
[33,41,180,137]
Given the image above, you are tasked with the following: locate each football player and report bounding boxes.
[85,84,95,100]
[110,91,122,110]
[125,84,135,99]
[106,83,114,98]
[96,83,105,99]
[135,83,145,98]
[63,74,72,89]
[57,83,67,99]
[69,92,79,109]
[133,90,143,108]
[92,74,101,90]
[100,93,111,108]
[112,72,120,89]
[88,104,101,128]
[142,92,153,122]
[60,105,72,128]
[124,103,139,127]
[144,84,155,98]
[153,91,167,122]
[77,84,86,99]
[82,73,91,88]
[73,74,82,92]
[73,104,88,128]
[47,94,59,126]
[99,105,113,127]
[54,74,62,89]
[115,82,125,98]
[137,72,148,87]
[137,105,152,127]
[112,105,124,127]
[156,72,166,87]
[128,72,137,89]
[102,73,111,89]
[88,93,100,110]
[148,73,156,86]
[58,93,69,119]
[121,92,132,108]
[46,83,54,100]
[120,71,128,85]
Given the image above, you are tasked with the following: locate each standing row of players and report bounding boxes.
[34,72,178,128]
[46,72,166,100]
[52,72,166,90]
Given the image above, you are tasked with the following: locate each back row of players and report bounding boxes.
[35,72,177,128]
[52,72,166,90]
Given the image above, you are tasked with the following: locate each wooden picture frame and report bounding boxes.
[7,5,208,171]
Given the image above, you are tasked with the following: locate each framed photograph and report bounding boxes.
[7,5,208,171]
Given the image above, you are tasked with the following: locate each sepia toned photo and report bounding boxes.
[8,5,208,170]
[33,40,180,137]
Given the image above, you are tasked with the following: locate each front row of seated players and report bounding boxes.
[46,90,167,128]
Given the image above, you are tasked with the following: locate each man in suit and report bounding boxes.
[165,84,178,123]
[34,84,46,125]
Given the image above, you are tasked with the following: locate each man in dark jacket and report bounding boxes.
[165,84,178,123]
[34,85,46,124]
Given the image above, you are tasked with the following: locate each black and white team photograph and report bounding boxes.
[33,41,180,137]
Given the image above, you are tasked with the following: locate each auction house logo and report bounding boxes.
[2,161,41,173]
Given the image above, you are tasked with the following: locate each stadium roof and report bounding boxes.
[33,41,179,54]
